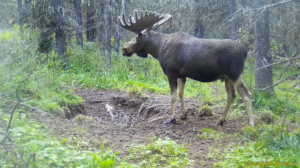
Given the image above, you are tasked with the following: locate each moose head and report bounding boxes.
[118,10,172,58]
[118,11,254,127]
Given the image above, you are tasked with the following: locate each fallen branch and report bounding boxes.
[20,103,53,116]
[147,104,168,109]
[148,116,167,123]
[3,90,21,143]
[0,131,13,142]
[105,104,115,119]
[137,103,144,116]
[256,55,300,71]
[92,100,104,103]
[260,73,300,91]
[0,97,53,116]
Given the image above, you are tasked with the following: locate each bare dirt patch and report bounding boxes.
[32,89,250,167]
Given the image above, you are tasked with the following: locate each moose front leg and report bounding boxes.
[178,77,187,120]
[164,76,178,124]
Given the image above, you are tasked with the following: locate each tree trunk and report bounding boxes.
[17,0,24,38]
[255,0,274,95]
[194,0,204,38]
[86,0,96,42]
[114,0,121,54]
[103,0,111,69]
[97,0,105,49]
[52,0,68,66]
[67,10,72,46]
[75,0,83,47]
[229,0,239,40]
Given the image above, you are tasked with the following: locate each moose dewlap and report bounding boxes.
[118,10,254,127]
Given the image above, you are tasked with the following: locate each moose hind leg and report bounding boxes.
[164,76,178,124]
[218,78,236,125]
[178,77,187,120]
[234,75,254,127]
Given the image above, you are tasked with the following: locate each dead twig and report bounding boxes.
[92,100,104,103]
[137,103,144,116]
[148,116,167,123]
[147,104,168,109]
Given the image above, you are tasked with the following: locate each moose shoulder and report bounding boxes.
[118,10,254,127]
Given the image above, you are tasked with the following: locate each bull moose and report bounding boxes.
[118,10,254,127]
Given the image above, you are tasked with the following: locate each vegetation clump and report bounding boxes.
[238,126,259,140]
[74,114,93,123]
[126,85,147,98]
[258,110,279,124]
[198,128,224,140]
[202,99,213,106]
[198,105,214,117]
[127,138,193,167]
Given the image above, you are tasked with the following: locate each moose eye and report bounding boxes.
[138,33,143,37]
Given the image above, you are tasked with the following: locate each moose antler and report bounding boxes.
[118,10,172,34]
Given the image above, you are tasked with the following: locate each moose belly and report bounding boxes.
[179,67,222,82]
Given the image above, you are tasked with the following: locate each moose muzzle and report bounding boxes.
[122,48,134,57]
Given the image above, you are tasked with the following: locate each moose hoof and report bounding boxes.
[180,113,187,120]
[164,119,176,124]
[216,120,226,126]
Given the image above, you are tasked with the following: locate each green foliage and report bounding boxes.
[75,114,93,123]
[0,110,122,168]
[202,99,213,106]
[198,128,224,140]
[0,28,84,116]
[126,85,147,98]
[258,110,279,124]
[287,112,300,124]
[252,90,300,115]
[198,105,212,112]
[238,126,259,141]
[126,138,193,167]
[215,125,300,168]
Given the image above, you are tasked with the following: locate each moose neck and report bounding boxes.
[144,31,166,59]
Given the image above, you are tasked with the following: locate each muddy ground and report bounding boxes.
[32,89,251,167]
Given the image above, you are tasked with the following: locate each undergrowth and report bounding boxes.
[126,138,193,167]
[213,125,300,168]
[0,110,121,167]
